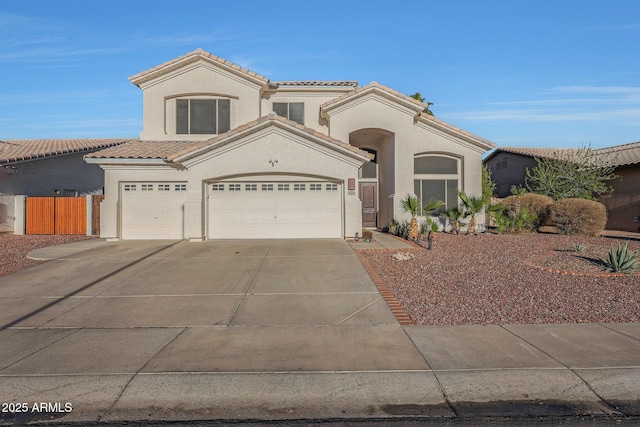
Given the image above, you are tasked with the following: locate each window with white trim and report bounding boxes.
[174,184,187,191]
[310,183,322,191]
[158,184,171,191]
[278,184,290,191]
[261,184,274,191]
[413,154,460,213]
[176,98,230,135]
[211,184,225,191]
[326,183,338,191]
[141,184,154,191]
[245,184,257,191]
[124,184,137,191]
[229,184,241,191]
[273,102,304,125]
[294,183,305,191]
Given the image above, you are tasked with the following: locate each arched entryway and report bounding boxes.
[349,129,395,229]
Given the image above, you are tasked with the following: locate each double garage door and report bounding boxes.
[208,181,342,239]
[120,180,342,239]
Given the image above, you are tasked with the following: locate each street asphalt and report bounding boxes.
[0,235,638,425]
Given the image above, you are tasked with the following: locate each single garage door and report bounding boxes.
[121,182,187,239]
[208,181,342,239]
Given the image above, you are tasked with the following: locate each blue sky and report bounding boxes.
[1,0,639,149]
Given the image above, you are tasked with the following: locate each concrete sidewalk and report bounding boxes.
[0,239,638,424]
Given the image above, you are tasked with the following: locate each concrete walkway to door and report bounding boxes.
[0,238,639,424]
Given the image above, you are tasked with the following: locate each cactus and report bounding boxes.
[600,242,638,274]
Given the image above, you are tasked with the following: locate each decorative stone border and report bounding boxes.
[353,250,414,326]
[523,252,627,277]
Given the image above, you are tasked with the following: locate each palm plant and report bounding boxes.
[422,199,445,216]
[400,194,420,240]
[440,206,464,235]
[458,192,486,235]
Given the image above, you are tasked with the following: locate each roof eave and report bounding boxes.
[416,114,495,152]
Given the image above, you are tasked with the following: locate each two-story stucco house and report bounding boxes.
[85,49,495,240]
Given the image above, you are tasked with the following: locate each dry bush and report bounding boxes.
[502,193,554,229]
[550,198,607,236]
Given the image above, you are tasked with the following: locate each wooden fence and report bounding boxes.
[25,196,87,235]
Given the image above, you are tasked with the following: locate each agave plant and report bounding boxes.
[400,194,420,241]
[600,242,638,274]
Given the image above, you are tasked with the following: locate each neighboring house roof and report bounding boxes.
[484,142,640,167]
[86,114,374,163]
[129,48,269,88]
[595,140,640,167]
[0,138,132,166]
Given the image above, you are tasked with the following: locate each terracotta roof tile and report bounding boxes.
[0,138,132,165]
[85,140,200,159]
[129,48,269,86]
[271,81,358,87]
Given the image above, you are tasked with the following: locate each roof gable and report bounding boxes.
[320,82,426,116]
[170,112,373,164]
[129,48,269,88]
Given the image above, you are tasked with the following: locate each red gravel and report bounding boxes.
[0,234,96,277]
[360,233,640,325]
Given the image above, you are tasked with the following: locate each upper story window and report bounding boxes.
[176,99,230,135]
[273,102,304,125]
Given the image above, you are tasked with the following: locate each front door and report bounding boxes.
[359,182,377,228]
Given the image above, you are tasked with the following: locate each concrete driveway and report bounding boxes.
[0,239,437,422]
[2,238,640,423]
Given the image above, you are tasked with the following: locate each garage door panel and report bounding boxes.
[121,183,187,240]
[208,181,341,239]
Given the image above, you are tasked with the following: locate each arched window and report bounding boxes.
[413,154,460,213]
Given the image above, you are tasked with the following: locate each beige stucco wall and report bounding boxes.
[138,61,263,141]
[99,165,187,239]
[326,94,487,226]
[98,124,366,240]
[261,89,349,130]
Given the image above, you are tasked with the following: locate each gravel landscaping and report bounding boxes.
[0,234,96,277]
[360,233,640,326]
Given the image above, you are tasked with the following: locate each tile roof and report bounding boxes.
[169,112,373,162]
[86,114,373,163]
[320,82,495,151]
[487,142,640,167]
[129,48,269,87]
[0,138,132,165]
[595,140,640,167]
[85,140,200,160]
[320,81,426,112]
[271,81,358,87]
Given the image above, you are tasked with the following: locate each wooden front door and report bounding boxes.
[359,182,377,228]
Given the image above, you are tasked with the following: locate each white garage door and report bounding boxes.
[208,181,342,239]
[121,183,187,239]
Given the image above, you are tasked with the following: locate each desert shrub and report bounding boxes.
[502,193,553,230]
[550,198,607,236]
[600,241,638,274]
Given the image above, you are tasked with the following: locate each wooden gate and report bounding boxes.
[25,197,87,235]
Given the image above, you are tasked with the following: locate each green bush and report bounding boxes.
[550,198,607,236]
[502,193,553,230]
[494,206,537,234]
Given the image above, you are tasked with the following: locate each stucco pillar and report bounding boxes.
[184,198,204,242]
[13,195,25,235]
[100,200,119,240]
